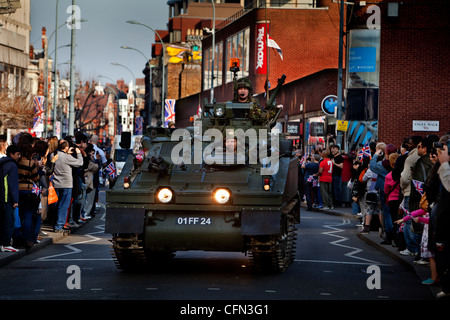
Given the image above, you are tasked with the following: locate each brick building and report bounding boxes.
[174,0,450,150]
[175,0,343,151]
[345,0,449,146]
[146,0,243,126]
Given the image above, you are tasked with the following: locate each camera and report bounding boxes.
[433,139,450,155]
[433,139,450,156]
[433,142,444,149]
[32,153,41,161]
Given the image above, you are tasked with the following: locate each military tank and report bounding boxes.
[105,74,300,273]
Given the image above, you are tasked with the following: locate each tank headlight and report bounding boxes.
[214,106,224,117]
[123,176,130,189]
[263,178,270,191]
[214,188,231,204]
[157,188,173,203]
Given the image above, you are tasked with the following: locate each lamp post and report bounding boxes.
[99,75,120,136]
[126,20,166,126]
[52,0,60,138]
[120,45,153,127]
[336,0,345,148]
[111,62,137,135]
[111,62,136,83]
[210,0,215,103]
[120,45,149,63]
[68,0,76,135]
[43,20,68,136]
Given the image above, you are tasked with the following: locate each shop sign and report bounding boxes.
[286,122,300,135]
[255,23,268,74]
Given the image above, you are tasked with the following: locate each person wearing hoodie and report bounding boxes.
[0,145,21,252]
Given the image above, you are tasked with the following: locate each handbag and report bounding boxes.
[411,219,424,234]
[366,191,379,205]
[48,182,58,205]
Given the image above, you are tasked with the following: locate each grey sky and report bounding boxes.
[30,0,168,86]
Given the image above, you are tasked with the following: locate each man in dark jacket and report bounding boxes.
[0,145,21,252]
[409,136,436,213]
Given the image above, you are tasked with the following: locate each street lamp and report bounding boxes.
[120,45,149,63]
[126,20,166,126]
[99,75,120,136]
[210,0,215,103]
[111,62,137,135]
[111,62,136,82]
[66,1,88,136]
[43,21,71,136]
[336,0,345,148]
[120,45,153,127]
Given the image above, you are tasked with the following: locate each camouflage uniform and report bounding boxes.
[233,77,272,121]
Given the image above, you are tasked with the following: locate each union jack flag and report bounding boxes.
[358,141,371,161]
[412,179,424,195]
[32,182,40,196]
[33,96,45,132]
[196,105,202,117]
[298,154,307,166]
[105,162,117,179]
[164,99,176,127]
[135,116,143,135]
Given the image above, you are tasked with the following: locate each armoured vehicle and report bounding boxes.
[105,74,300,272]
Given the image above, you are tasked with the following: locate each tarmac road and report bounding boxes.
[0,193,436,304]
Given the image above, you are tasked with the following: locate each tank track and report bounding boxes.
[111,233,148,271]
[248,214,297,273]
[111,233,176,271]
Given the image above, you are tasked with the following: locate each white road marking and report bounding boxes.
[35,213,110,262]
[295,259,390,266]
[322,219,383,265]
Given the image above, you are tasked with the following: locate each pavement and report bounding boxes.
[0,202,443,298]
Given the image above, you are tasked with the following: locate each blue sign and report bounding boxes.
[349,47,376,72]
[321,95,337,115]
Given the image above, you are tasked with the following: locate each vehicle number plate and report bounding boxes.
[176,217,212,225]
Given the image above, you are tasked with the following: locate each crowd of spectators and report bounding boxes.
[297,132,450,299]
[0,131,110,253]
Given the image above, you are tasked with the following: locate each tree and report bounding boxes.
[0,89,34,134]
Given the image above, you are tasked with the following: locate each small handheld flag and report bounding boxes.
[105,162,117,179]
[32,182,41,196]
[412,179,424,195]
